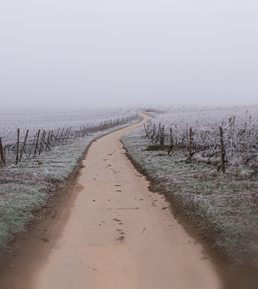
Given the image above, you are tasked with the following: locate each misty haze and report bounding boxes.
[1,1,257,109]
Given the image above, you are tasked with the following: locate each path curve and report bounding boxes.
[1,112,222,289]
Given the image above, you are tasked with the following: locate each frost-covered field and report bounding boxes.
[143,105,258,173]
[0,108,135,145]
[122,106,258,273]
[0,109,142,253]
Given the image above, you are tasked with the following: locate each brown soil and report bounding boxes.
[0,113,222,289]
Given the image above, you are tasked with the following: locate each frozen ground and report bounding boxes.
[121,122,258,272]
[0,111,142,253]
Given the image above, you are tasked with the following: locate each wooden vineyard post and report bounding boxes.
[16,128,20,164]
[50,130,54,146]
[56,128,60,145]
[189,128,192,163]
[151,123,156,143]
[143,124,148,138]
[220,126,226,173]
[20,129,29,161]
[38,131,43,155]
[34,130,40,155]
[46,131,51,150]
[160,125,165,146]
[175,124,178,145]
[168,128,174,155]
[170,128,174,154]
[0,138,5,167]
[42,130,46,151]
[158,123,161,144]
[186,123,189,143]
[38,130,46,155]
[66,127,72,143]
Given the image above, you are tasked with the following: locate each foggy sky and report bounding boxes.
[1,1,258,109]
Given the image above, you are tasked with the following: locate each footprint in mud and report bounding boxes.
[41,238,49,242]
[116,236,125,242]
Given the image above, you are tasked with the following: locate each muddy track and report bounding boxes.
[0,113,221,289]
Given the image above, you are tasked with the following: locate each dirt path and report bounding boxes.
[0,113,222,289]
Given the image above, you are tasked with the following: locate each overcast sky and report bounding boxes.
[1,0,257,109]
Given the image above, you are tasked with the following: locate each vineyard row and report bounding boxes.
[0,114,139,168]
[144,120,258,173]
